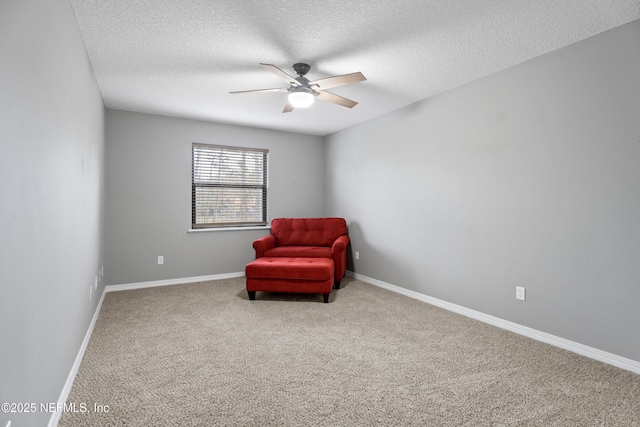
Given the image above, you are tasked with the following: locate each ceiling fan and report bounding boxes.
[230,63,366,113]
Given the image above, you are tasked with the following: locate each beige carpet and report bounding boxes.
[59,277,640,426]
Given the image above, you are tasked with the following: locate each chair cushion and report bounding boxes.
[264,246,331,258]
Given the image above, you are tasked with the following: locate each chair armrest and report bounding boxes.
[331,235,350,280]
[332,235,349,255]
[253,234,276,258]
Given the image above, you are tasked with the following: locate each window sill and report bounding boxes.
[188,225,271,233]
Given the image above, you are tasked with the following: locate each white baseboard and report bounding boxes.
[106,272,245,292]
[347,271,640,375]
[48,289,106,427]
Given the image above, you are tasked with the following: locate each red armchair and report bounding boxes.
[252,218,350,287]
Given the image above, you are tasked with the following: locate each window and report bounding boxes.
[192,143,268,229]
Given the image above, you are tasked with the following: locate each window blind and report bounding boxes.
[192,143,268,228]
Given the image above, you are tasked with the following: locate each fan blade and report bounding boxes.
[260,63,301,86]
[310,72,366,90]
[230,88,288,94]
[283,101,294,113]
[315,90,358,108]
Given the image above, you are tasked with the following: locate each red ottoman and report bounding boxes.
[245,257,335,303]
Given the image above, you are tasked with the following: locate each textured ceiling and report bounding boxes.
[69,0,640,136]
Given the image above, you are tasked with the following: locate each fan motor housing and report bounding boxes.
[293,63,311,76]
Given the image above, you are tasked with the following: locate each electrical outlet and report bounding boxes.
[516,286,526,301]
[158,256,164,265]
[355,251,360,260]
[94,276,98,290]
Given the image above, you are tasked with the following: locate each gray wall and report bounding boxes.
[105,110,325,285]
[325,21,640,362]
[0,0,106,425]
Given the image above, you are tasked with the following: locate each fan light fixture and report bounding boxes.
[288,88,314,108]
